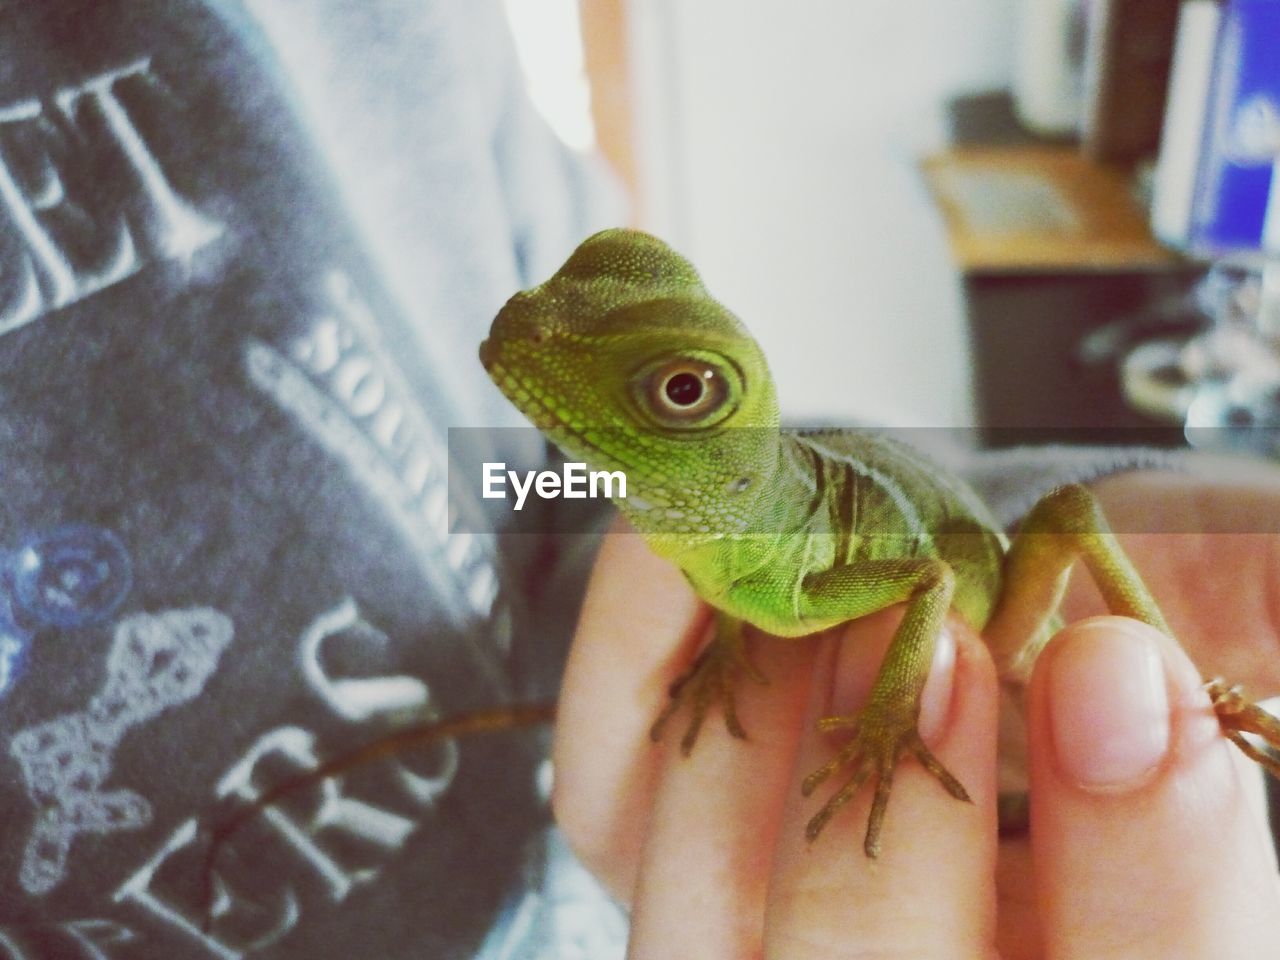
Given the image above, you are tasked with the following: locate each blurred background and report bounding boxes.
[504,0,1280,451]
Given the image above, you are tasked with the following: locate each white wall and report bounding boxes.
[629,0,1021,427]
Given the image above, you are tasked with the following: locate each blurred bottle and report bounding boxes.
[1013,0,1091,135]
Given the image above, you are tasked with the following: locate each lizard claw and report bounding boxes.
[649,621,766,755]
[802,709,970,858]
[1206,678,1280,779]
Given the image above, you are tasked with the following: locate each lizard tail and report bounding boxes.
[198,700,558,932]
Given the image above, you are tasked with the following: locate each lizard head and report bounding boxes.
[481,228,781,530]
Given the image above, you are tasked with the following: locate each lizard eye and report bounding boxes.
[662,369,706,408]
[634,355,741,429]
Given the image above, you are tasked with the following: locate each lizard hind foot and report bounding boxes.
[1206,678,1280,779]
[648,620,766,756]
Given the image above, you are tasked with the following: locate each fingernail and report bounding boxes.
[917,626,957,743]
[1049,620,1170,789]
[828,620,957,741]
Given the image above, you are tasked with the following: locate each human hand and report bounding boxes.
[1066,467,1280,696]
[553,506,1280,958]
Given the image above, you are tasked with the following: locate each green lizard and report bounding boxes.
[481,227,1280,859]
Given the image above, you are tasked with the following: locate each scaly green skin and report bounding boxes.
[481,228,1280,857]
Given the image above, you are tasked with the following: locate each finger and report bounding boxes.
[995,835,1038,959]
[552,516,706,902]
[1028,616,1280,960]
[1072,471,1280,695]
[763,614,999,959]
[624,623,818,960]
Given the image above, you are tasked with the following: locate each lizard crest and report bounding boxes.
[481,228,782,539]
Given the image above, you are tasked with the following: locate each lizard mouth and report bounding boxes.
[478,337,498,371]
[480,352,635,477]
[480,349,568,433]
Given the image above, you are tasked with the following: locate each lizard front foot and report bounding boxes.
[649,613,766,755]
[1206,678,1280,778]
[801,705,970,858]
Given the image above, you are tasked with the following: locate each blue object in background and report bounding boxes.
[0,591,30,700]
[0,525,132,700]
[7,526,132,630]
[1192,0,1280,252]
[1153,0,1280,255]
